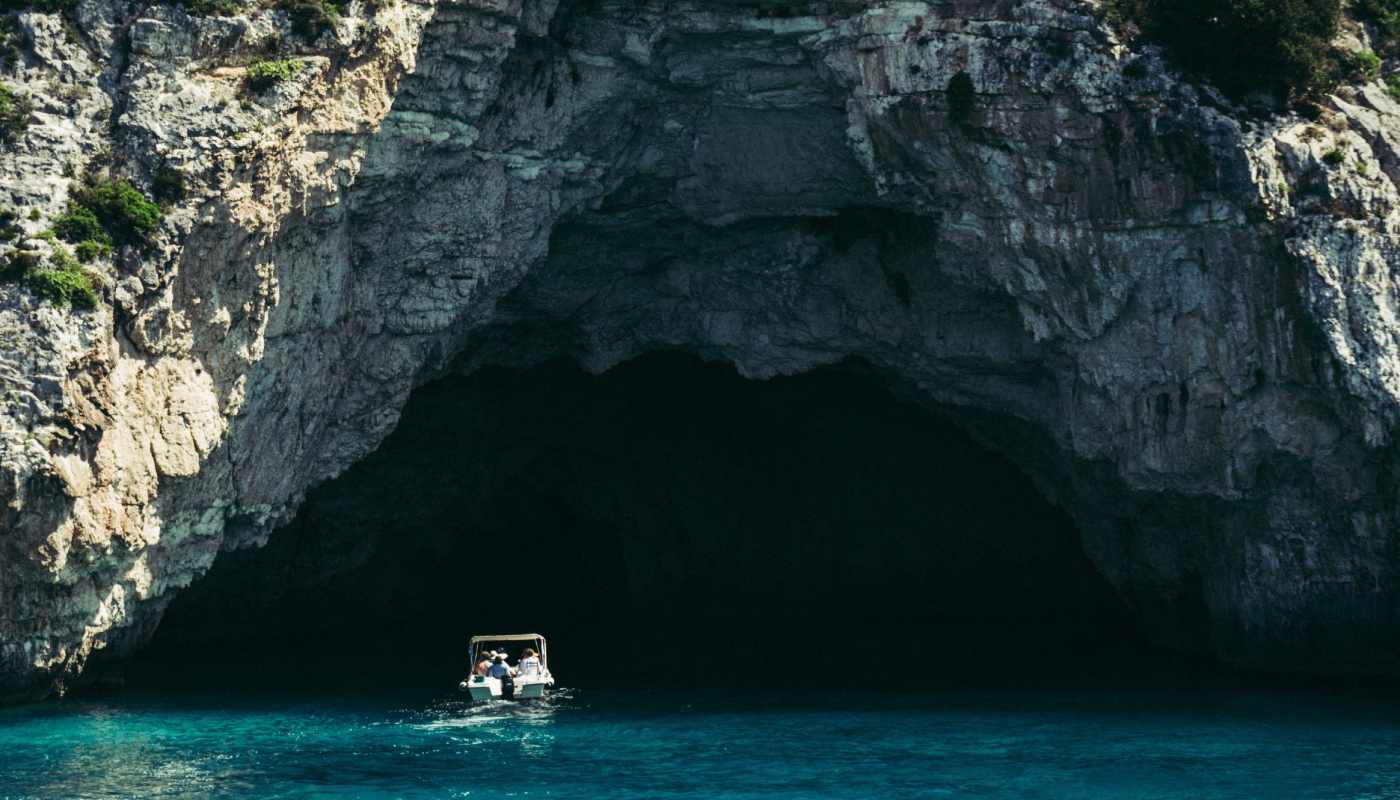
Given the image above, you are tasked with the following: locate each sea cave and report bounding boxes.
[138,352,1148,689]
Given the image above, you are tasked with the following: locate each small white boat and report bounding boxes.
[458,633,555,701]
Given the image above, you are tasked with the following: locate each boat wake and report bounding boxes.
[410,688,578,732]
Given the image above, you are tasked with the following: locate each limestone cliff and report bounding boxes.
[4,0,1400,702]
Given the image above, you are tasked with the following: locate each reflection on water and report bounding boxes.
[5,685,1400,798]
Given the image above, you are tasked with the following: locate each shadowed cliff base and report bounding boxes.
[132,353,1166,689]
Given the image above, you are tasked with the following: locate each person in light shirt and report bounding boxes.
[517,648,542,678]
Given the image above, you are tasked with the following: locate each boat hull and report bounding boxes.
[464,676,551,701]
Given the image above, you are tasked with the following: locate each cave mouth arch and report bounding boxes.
[138,353,1147,688]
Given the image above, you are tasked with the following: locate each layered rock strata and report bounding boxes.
[4,0,1400,702]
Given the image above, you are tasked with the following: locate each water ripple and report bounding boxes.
[3,686,1400,798]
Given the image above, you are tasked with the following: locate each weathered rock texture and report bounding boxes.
[5,0,1400,702]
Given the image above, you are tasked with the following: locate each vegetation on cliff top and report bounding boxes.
[179,0,345,39]
[279,0,343,39]
[1102,0,1343,100]
[179,0,344,37]
[182,0,393,33]
[184,0,239,15]
[0,0,368,44]
[0,0,75,14]
[1358,0,1400,46]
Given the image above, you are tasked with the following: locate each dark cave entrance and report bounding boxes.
[136,353,1147,689]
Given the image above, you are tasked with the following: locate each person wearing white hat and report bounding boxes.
[487,652,517,679]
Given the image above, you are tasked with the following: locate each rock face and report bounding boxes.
[5,0,1400,702]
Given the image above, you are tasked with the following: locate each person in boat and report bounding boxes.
[474,651,494,676]
[487,652,517,679]
[517,648,541,678]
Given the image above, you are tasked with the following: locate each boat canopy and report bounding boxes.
[469,634,546,644]
[469,633,548,670]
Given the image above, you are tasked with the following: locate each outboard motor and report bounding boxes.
[500,673,516,701]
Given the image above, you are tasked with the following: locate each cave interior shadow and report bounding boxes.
[131,353,1185,694]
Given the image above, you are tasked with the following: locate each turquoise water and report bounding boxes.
[4,685,1400,798]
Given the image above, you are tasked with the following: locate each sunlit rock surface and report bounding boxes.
[5,0,1400,703]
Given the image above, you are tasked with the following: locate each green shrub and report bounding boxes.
[1,249,38,281]
[0,0,77,14]
[1101,0,1342,100]
[183,0,239,15]
[1387,74,1400,99]
[52,204,101,242]
[1358,0,1400,50]
[0,17,23,70]
[0,207,18,242]
[71,179,162,245]
[25,265,96,309]
[73,239,111,262]
[245,58,299,92]
[947,72,976,125]
[48,246,77,271]
[152,166,188,203]
[27,208,39,221]
[277,0,344,41]
[1344,49,1383,82]
[56,176,162,248]
[0,83,33,142]
[1323,147,1347,165]
[1,246,96,309]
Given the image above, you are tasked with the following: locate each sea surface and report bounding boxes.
[4,681,1400,798]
